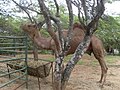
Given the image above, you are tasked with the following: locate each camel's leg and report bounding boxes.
[94,54,108,86]
[90,36,108,87]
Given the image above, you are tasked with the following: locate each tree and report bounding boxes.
[36,0,105,90]
[96,15,120,54]
[0,15,24,36]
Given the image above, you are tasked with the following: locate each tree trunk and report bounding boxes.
[53,35,91,90]
[53,56,64,90]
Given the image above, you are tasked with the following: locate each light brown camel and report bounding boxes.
[21,23,108,86]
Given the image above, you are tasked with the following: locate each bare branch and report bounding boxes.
[81,0,89,24]
[53,0,60,17]
[65,0,73,52]
[72,0,86,28]
[37,20,46,29]
[91,0,96,18]
[12,0,33,23]
[20,6,41,14]
[49,16,64,50]
[87,0,105,33]
[13,0,42,15]
[37,0,60,52]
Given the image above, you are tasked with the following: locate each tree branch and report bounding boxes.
[53,0,60,17]
[12,0,33,23]
[72,0,86,28]
[65,0,73,53]
[37,0,60,52]
[87,0,105,33]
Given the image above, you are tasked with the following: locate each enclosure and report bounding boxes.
[0,36,54,90]
[0,36,28,89]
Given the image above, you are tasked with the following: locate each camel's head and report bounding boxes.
[21,24,38,33]
[21,24,39,39]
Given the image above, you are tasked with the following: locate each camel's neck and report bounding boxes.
[33,30,52,50]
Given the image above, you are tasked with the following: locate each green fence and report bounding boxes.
[0,36,28,89]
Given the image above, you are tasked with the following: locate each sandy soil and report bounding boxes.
[0,54,120,90]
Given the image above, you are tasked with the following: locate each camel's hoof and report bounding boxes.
[97,81,104,88]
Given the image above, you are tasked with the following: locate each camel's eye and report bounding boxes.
[33,25,36,28]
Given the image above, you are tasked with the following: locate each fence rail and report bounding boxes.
[0,36,28,89]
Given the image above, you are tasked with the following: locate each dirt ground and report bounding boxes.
[0,54,120,90]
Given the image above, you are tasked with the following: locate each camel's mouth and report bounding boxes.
[21,24,27,31]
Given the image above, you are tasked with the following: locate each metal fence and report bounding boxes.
[0,36,28,89]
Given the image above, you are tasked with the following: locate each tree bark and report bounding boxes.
[61,35,91,90]
[53,0,74,90]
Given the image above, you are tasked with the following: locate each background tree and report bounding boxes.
[96,15,120,54]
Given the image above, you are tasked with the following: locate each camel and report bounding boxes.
[21,23,108,86]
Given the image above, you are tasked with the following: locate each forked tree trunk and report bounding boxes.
[37,0,104,90]
[53,35,91,90]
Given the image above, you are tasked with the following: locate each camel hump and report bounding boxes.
[72,22,85,36]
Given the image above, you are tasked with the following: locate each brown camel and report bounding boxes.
[21,23,108,86]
